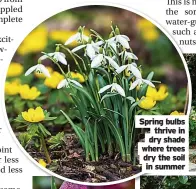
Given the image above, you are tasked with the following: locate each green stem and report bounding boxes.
[40,134,51,164]
[94,120,98,161]
[60,45,84,74]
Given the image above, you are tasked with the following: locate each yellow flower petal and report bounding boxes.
[22,107,45,122]
[70,72,85,83]
[7,63,23,77]
[138,96,156,110]
[170,111,184,115]
[17,26,48,55]
[38,159,47,168]
[44,71,64,89]
[5,80,20,96]
[19,84,41,100]
[146,85,168,101]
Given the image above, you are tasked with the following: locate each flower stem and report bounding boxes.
[40,134,51,164]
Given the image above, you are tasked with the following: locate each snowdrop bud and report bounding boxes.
[99,47,103,54]
[78,26,83,33]
[55,45,60,52]
[109,32,114,38]
[113,77,117,83]
[128,57,132,63]
[88,37,92,43]
[115,27,120,35]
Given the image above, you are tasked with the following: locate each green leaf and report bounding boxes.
[48,132,64,149]
[14,114,26,123]
[27,124,39,135]
[179,176,188,184]
[60,110,85,148]
[18,132,32,149]
[101,92,119,102]
[38,123,51,137]
[51,177,57,189]
[126,96,135,104]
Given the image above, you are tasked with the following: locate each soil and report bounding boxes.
[27,134,141,183]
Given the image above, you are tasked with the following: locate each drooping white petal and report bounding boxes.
[57,79,69,89]
[39,53,55,60]
[125,52,138,60]
[113,83,125,97]
[39,55,48,60]
[116,35,130,49]
[107,37,115,44]
[25,65,38,76]
[91,54,104,68]
[130,64,142,79]
[86,44,96,59]
[55,52,67,65]
[98,84,112,94]
[105,56,119,69]
[110,42,117,52]
[38,64,51,77]
[129,79,140,90]
[143,79,155,88]
[64,33,79,45]
[69,79,83,88]
[94,40,104,46]
[72,45,86,53]
[120,35,130,41]
[116,65,128,74]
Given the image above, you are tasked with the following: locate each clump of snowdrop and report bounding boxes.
[24,24,161,163]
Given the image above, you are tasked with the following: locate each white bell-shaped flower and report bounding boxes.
[65,32,89,45]
[57,78,83,89]
[72,41,102,60]
[129,64,155,90]
[40,52,67,65]
[99,83,125,97]
[25,64,50,77]
[91,54,119,69]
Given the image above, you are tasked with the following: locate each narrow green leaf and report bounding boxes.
[51,177,57,189]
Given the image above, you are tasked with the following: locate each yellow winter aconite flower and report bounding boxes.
[70,72,85,83]
[170,111,185,115]
[22,107,45,122]
[17,26,48,55]
[146,85,168,101]
[137,19,159,42]
[142,29,159,42]
[137,19,155,30]
[5,80,20,95]
[138,96,156,110]
[19,84,41,100]
[38,159,47,168]
[34,67,53,79]
[7,63,23,77]
[44,71,64,89]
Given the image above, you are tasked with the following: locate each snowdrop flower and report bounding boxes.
[65,32,89,45]
[91,54,119,69]
[57,78,83,89]
[25,64,50,77]
[99,83,125,97]
[72,41,102,60]
[120,51,138,61]
[107,35,130,49]
[40,52,67,65]
[115,35,130,49]
[116,63,138,74]
[129,64,155,90]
